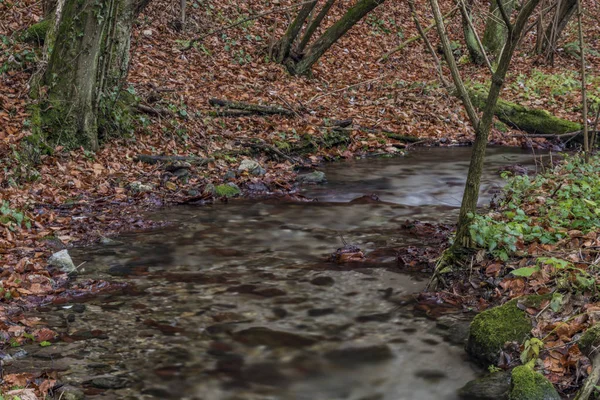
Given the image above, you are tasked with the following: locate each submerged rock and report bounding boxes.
[232,327,320,348]
[48,250,77,274]
[509,366,560,400]
[325,344,393,365]
[55,385,85,400]
[310,276,335,286]
[298,171,326,184]
[466,299,532,366]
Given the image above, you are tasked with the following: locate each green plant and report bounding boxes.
[0,201,31,230]
[488,365,502,373]
[520,337,544,367]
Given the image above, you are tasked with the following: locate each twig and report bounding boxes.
[307,75,386,104]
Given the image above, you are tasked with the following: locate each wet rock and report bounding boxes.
[206,322,240,335]
[242,362,287,385]
[298,171,326,184]
[308,308,335,317]
[355,312,391,323]
[253,287,287,297]
[433,315,471,346]
[223,170,237,180]
[165,161,191,173]
[310,276,335,286]
[272,307,288,318]
[325,344,393,365]
[232,327,320,348]
[414,369,448,382]
[107,264,133,276]
[48,250,77,274]
[238,159,266,176]
[245,181,269,192]
[56,385,85,400]
[458,372,511,400]
[72,304,86,313]
[88,375,129,389]
[216,353,245,374]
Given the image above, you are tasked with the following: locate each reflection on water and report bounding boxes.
[22,147,544,400]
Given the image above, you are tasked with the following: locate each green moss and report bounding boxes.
[20,20,50,45]
[214,184,240,197]
[578,323,600,357]
[509,366,560,400]
[466,298,532,366]
[469,89,582,136]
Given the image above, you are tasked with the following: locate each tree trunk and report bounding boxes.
[34,0,143,150]
[297,0,336,54]
[286,0,385,75]
[461,0,485,65]
[274,1,317,63]
[482,0,516,56]
[539,0,577,61]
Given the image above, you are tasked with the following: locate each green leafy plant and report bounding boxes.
[521,337,544,367]
[0,201,31,230]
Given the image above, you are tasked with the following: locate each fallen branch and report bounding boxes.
[136,104,174,117]
[134,155,213,165]
[209,98,295,116]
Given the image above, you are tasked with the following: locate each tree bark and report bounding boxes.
[482,0,516,56]
[297,0,336,54]
[34,0,144,150]
[274,0,317,63]
[283,0,386,75]
[461,0,485,65]
[539,0,577,59]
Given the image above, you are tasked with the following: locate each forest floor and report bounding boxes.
[1,0,600,396]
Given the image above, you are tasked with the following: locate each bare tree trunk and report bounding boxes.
[297,0,335,54]
[540,0,577,61]
[577,0,589,162]
[286,0,386,75]
[274,0,317,63]
[180,0,186,29]
[430,0,541,248]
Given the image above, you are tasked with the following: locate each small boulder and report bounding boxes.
[55,385,85,400]
[325,344,393,365]
[128,181,153,193]
[509,366,560,400]
[298,171,326,184]
[238,159,266,176]
[466,299,532,366]
[48,250,77,274]
[458,371,511,400]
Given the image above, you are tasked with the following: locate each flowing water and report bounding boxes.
[8,147,547,400]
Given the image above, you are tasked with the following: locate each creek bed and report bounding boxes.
[9,147,547,400]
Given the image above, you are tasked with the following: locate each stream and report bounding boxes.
[9,147,547,400]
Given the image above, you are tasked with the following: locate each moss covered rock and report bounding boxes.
[466,298,532,366]
[509,366,560,400]
[214,183,241,198]
[458,371,511,399]
[20,20,50,45]
[578,323,600,358]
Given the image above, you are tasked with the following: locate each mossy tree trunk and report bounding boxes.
[34,0,147,151]
[461,0,485,65]
[275,0,385,76]
[482,0,515,56]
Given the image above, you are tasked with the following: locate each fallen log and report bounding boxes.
[134,155,213,165]
[208,98,294,116]
[468,89,582,136]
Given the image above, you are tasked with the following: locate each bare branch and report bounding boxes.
[458,0,494,73]
[496,0,513,34]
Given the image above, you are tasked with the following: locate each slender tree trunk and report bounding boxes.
[288,0,386,75]
[576,0,589,162]
[34,0,144,150]
[482,0,516,56]
[274,0,317,63]
[297,0,336,54]
[180,0,186,29]
[540,0,576,59]
[430,0,541,248]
